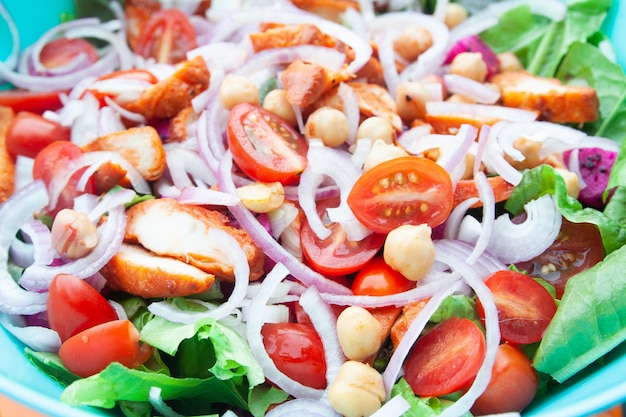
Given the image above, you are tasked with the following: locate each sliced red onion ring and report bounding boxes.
[299,286,346,388]
[267,202,300,239]
[483,122,523,185]
[177,187,239,206]
[196,96,228,175]
[376,30,400,96]
[217,152,351,295]
[9,237,34,268]
[337,83,359,145]
[98,106,126,136]
[474,123,491,174]
[372,394,411,417]
[266,398,341,417]
[426,101,538,122]
[443,74,501,104]
[18,220,54,266]
[0,313,61,353]
[64,23,134,70]
[438,124,478,185]
[103,96,146,124]
[382,280,462,396]
[435,239,506,277]
[566,148,587,190]
[443,197,480,240]
[0,180,49,314]
[19,203,126,291]
[483,194,562,264]
[148,228,251,323]
[466,171,495,264]
[297,168,329,239]
[86,188,136,223]
[246,262,326,399]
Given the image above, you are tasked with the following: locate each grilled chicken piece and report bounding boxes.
[0,107,15,202]
[129,55,211,119]
[490,71,599,124]
[101,243,215,298]
[289,0,359,22]
[250,23,339,52]
[82,126,166,181]
[280,59,352,109]
[124,198,266,282]
[167,105,198,143]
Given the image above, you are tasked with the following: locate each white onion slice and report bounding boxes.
[0,181,49,314]
[148,228,250,323]
[103,96,146,124]
[267,202,300,239]
[435,239,506,277]
[443,74,501,104]
[337,83,359,145]
[426,101,538,122]
[371,394,411,417]
[246,263,325,399]
[466,171,495,264]
[299,286,346,389]
[148,386,185,417]
[485,194,562,264]
[19,220,54,266]
[177,187,239,206]
[0,313,61,353]
[266,398,340,417]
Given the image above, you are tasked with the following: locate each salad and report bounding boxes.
[0,0,625,416]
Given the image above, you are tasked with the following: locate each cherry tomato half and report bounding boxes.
[477,270,557,345]
[39,37,99,69]
[227,103,308,185]
[515,219,603,299]
[261,322,327,389]
[404,316,485,397]
[59,320,152,377]
[6,112,71,159]
[0,90,66,114]
[135,8,197,64]
[347,156,454,234]
[301,197,385,276]
[352,256,415,296]
[471,343,538,415]
[47,274,118,342]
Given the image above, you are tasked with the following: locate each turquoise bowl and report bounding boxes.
[0,1,625,416]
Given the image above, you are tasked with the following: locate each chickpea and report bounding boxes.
[497,52,524,73]
[219,74,259,110]
[444,3,469,29]
[236,181,285,213]
[505,137,542,170]
[356,116,396,144]
[327,361,385,417]
[336,306,383,362]
[304,106,349,147]
[383,224,435,281]
[393,26,433,63]
[51,209,99,259]
[395,81,431,124]
[363,139,409,171]
[554,168,581,199]
[449,52,488,83]
[262,89,297,126]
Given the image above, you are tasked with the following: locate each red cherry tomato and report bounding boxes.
[5,112,71,159]
[227,103,308,185]
[59,320,152,377]
[471,343,538,415]
[0,90,66,114]
[515,219,603,299]
[404,316,485,397]
[300,197,385,276]
[347,156,454,234]
[261,322,327,389]
[352,256,415,296]
[135,8,197,64]
[477,270,557,345]
[39,37,99,69]
[47,274,118,342]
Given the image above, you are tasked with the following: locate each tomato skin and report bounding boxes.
[0,90,66,114]
[471,343,538,415]
[47,274,118,342]
[515,219,603,299]
[135,8,197,64]
[477,270,557,345]
[352,256,415,296]
[6,112,71,159]
[39,38,99,69]
[300,197,385,276]
[261,322,327,389]
[404,316,486,397]
[347,156,454,234]
[227,103,308,185]
[59,320,152,378]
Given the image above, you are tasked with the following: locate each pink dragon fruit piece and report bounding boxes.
[444,35,500,78]
[564,147,617,209]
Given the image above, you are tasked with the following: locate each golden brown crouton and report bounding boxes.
[124,198,266,282]
[130,56,211,119]
[250,23,338,52]
[101,243,215,298]
[82,126,166,181]
[0,106,15,203]
[490,71,598,124]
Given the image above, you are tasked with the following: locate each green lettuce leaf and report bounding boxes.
[533,243,626,381]
[391,378,472,417]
